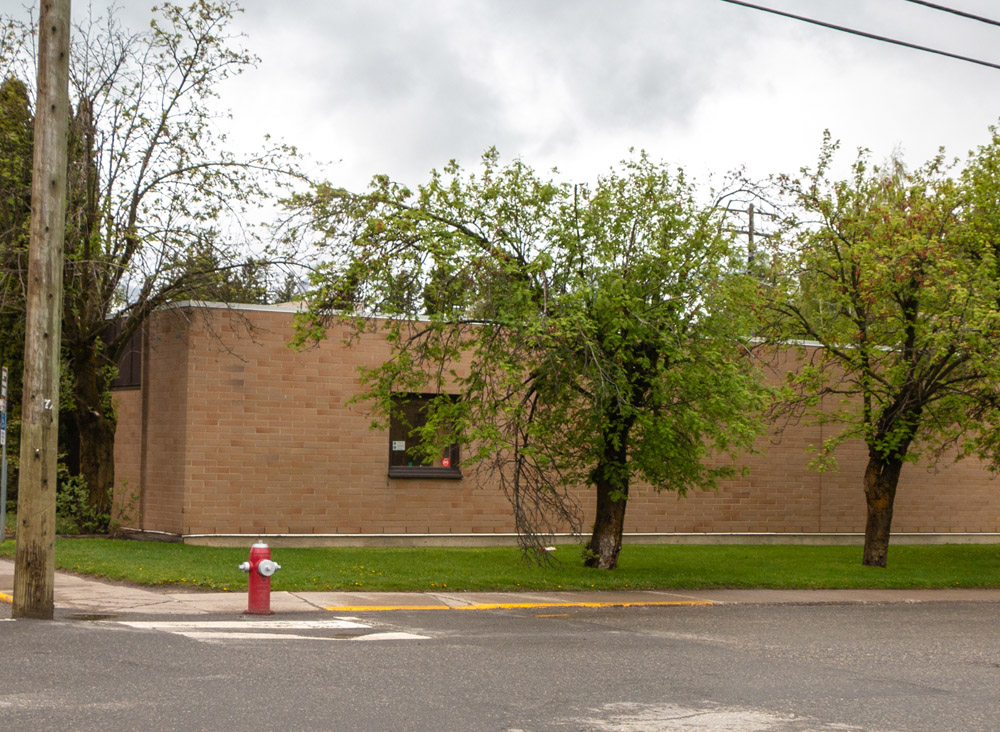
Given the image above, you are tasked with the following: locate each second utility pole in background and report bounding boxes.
[13,0,72,620]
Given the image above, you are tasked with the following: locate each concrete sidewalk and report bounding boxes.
[3,558,1000,617]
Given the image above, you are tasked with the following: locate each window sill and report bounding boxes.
[389,466,463,480]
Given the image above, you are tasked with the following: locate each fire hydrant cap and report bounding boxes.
[257,559,280,577]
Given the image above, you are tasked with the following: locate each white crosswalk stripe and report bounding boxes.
[106,618,430,644]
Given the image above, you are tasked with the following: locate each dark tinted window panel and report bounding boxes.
[107,321,142,389]
[388,393,461,479]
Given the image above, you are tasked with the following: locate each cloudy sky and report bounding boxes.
[71,0,1000,191]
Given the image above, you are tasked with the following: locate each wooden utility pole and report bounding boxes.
[13,0,72,620]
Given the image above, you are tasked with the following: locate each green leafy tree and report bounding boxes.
[0,1,302,527]
[0,75,32,502]
[291,151,768,569]
[767,134,1000,568]
[177,235,292,305]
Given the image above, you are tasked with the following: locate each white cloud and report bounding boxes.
[63,0,1000,190]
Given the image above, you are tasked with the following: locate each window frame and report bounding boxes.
[388,392,462,480]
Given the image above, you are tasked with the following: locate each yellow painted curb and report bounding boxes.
[0,592,12,604]
[325,600,713,612]
[457,600,713,610]
[326,605,451,612]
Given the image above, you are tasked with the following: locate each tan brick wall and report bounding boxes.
[122,304,1000,538]
[112,387,141,518]
[139,310,193,533]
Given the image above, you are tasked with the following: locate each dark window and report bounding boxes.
[388,393,461,479]
[106,320,142,389]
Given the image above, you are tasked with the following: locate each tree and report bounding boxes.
[0,1,302,527]
[766,134,1000,568]
[291,151,767,569]
[0,75,32,501]
[173,235,290,305]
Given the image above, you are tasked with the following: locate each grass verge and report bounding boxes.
[2,538,1000,592]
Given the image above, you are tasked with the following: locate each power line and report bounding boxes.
[902,0,1000,29]
[719,0,1000,71]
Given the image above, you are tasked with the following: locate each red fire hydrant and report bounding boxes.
[238,541,281,615]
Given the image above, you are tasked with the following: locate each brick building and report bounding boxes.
[112,302,1000,546]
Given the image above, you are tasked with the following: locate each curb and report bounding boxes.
[324,599,714,612]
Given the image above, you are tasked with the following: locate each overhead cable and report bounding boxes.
[902,0,1000,29]
[719,0,1000,71]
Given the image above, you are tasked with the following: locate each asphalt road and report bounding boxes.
[1,601,997,731]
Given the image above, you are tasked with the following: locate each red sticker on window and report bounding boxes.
[441,457,451,468]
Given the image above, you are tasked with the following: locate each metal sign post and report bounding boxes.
[0,366,8,542]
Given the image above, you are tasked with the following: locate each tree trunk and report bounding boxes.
[861,452,904,568]
[585,409,633,570]
[69,341,117,528]
[77,407,116,522]
[584,464,629,570]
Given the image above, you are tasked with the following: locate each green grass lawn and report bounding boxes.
[2,538,999,592]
